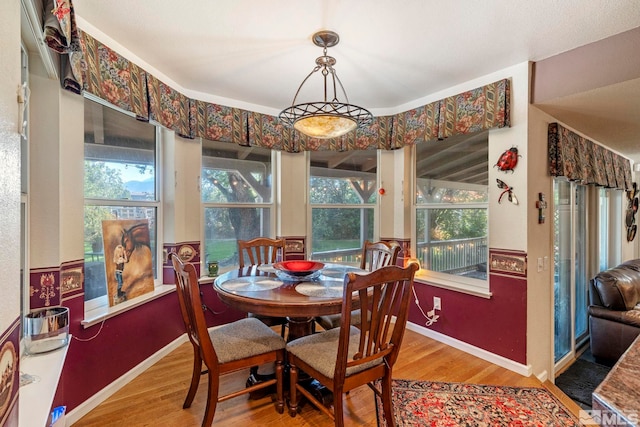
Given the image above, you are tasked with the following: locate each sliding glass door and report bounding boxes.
[553,179,588,366]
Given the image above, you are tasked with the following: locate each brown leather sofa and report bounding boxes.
[589,259,640,363]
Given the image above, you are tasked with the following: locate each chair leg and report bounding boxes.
[381,374,396,427]
[333,389,345,427]
[184,348,202,408]
[202,369,219,427]
[288,363,299,417]
[274,357,284,414]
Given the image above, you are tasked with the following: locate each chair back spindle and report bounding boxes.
[238,237,285,267]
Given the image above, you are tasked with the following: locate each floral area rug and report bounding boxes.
[375,379,582,426]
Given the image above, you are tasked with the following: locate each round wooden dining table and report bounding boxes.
[213,263,363,340]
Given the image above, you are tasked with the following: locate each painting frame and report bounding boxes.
[102,219,154,306]
[489,249,527,278]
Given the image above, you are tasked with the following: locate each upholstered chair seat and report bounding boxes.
[211,317,285,364]
[286,326,383,378]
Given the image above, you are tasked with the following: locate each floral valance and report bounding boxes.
[548,122,632,190]
[147,74,192,138]
[391,102,441,148]
[438,78,510,140]
[80,30,148,120]
[48,1,511,153]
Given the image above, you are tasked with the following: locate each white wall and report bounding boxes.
[527,104,556,380]
[165,132,202,243]
[278,150,308,237]
[0,0,21,331]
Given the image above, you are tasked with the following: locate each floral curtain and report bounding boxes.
[248,112,292,151]
[437,79,510,140]
[79,31,149,120]
[146,75,192,138]
[391,102,440,148]
[192,100,247,144]
[548,122,632,190]
[43,0,83,93]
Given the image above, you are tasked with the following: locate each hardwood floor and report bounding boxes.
[73,329,587,426]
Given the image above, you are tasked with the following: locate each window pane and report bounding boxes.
[416,207,487,279]
[201,140,272,204]
[310,208,374,264]
[84,101,156,201]
[310,149,377,205]
[83,98,159,305]
[309,150,377,264]
[203,207,272,272]
[202,140,274,273]
[415,132,488,281]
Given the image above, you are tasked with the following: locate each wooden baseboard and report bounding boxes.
[406,322,535,379]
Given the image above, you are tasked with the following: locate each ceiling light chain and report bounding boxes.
[279,30,373,139]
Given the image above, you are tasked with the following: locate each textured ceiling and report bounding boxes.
[73,1,640,161]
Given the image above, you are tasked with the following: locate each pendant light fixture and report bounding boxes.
[278,30,373,139]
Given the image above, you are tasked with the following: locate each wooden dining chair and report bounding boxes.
[170,253,286,426]
[287,263,419,427]
[237,237,288,337]
[316,240,401,330]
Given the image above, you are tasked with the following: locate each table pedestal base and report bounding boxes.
[286,316,315,341]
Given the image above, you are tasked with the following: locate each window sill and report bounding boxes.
[19,339,70,427]
[414,271,492,299]
[82,285,175,328]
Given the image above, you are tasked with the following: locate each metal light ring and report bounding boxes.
[278,102,373,127]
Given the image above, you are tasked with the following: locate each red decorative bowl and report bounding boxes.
[273,261,325,276]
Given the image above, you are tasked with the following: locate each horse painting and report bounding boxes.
[102,219,154,306]
[121,222,151,260]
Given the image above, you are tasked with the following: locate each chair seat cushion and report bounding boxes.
[286,325,383,379]
[210,317,285,364]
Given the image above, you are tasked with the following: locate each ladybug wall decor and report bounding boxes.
[495,146,520,173]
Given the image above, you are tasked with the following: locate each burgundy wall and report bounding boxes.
[51,254,244,414]
[408,273,527,364]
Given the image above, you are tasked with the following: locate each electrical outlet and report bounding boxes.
[433,296,441,310]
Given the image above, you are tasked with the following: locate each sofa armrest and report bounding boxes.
[591,268,640,310]
[589,305,640,327]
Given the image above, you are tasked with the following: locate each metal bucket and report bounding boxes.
[24,306,69,354]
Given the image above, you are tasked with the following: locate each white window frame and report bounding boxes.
[200,141,277,274]
[83,95,163,313]
[411,143,490,298]
[307,150,378,264]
